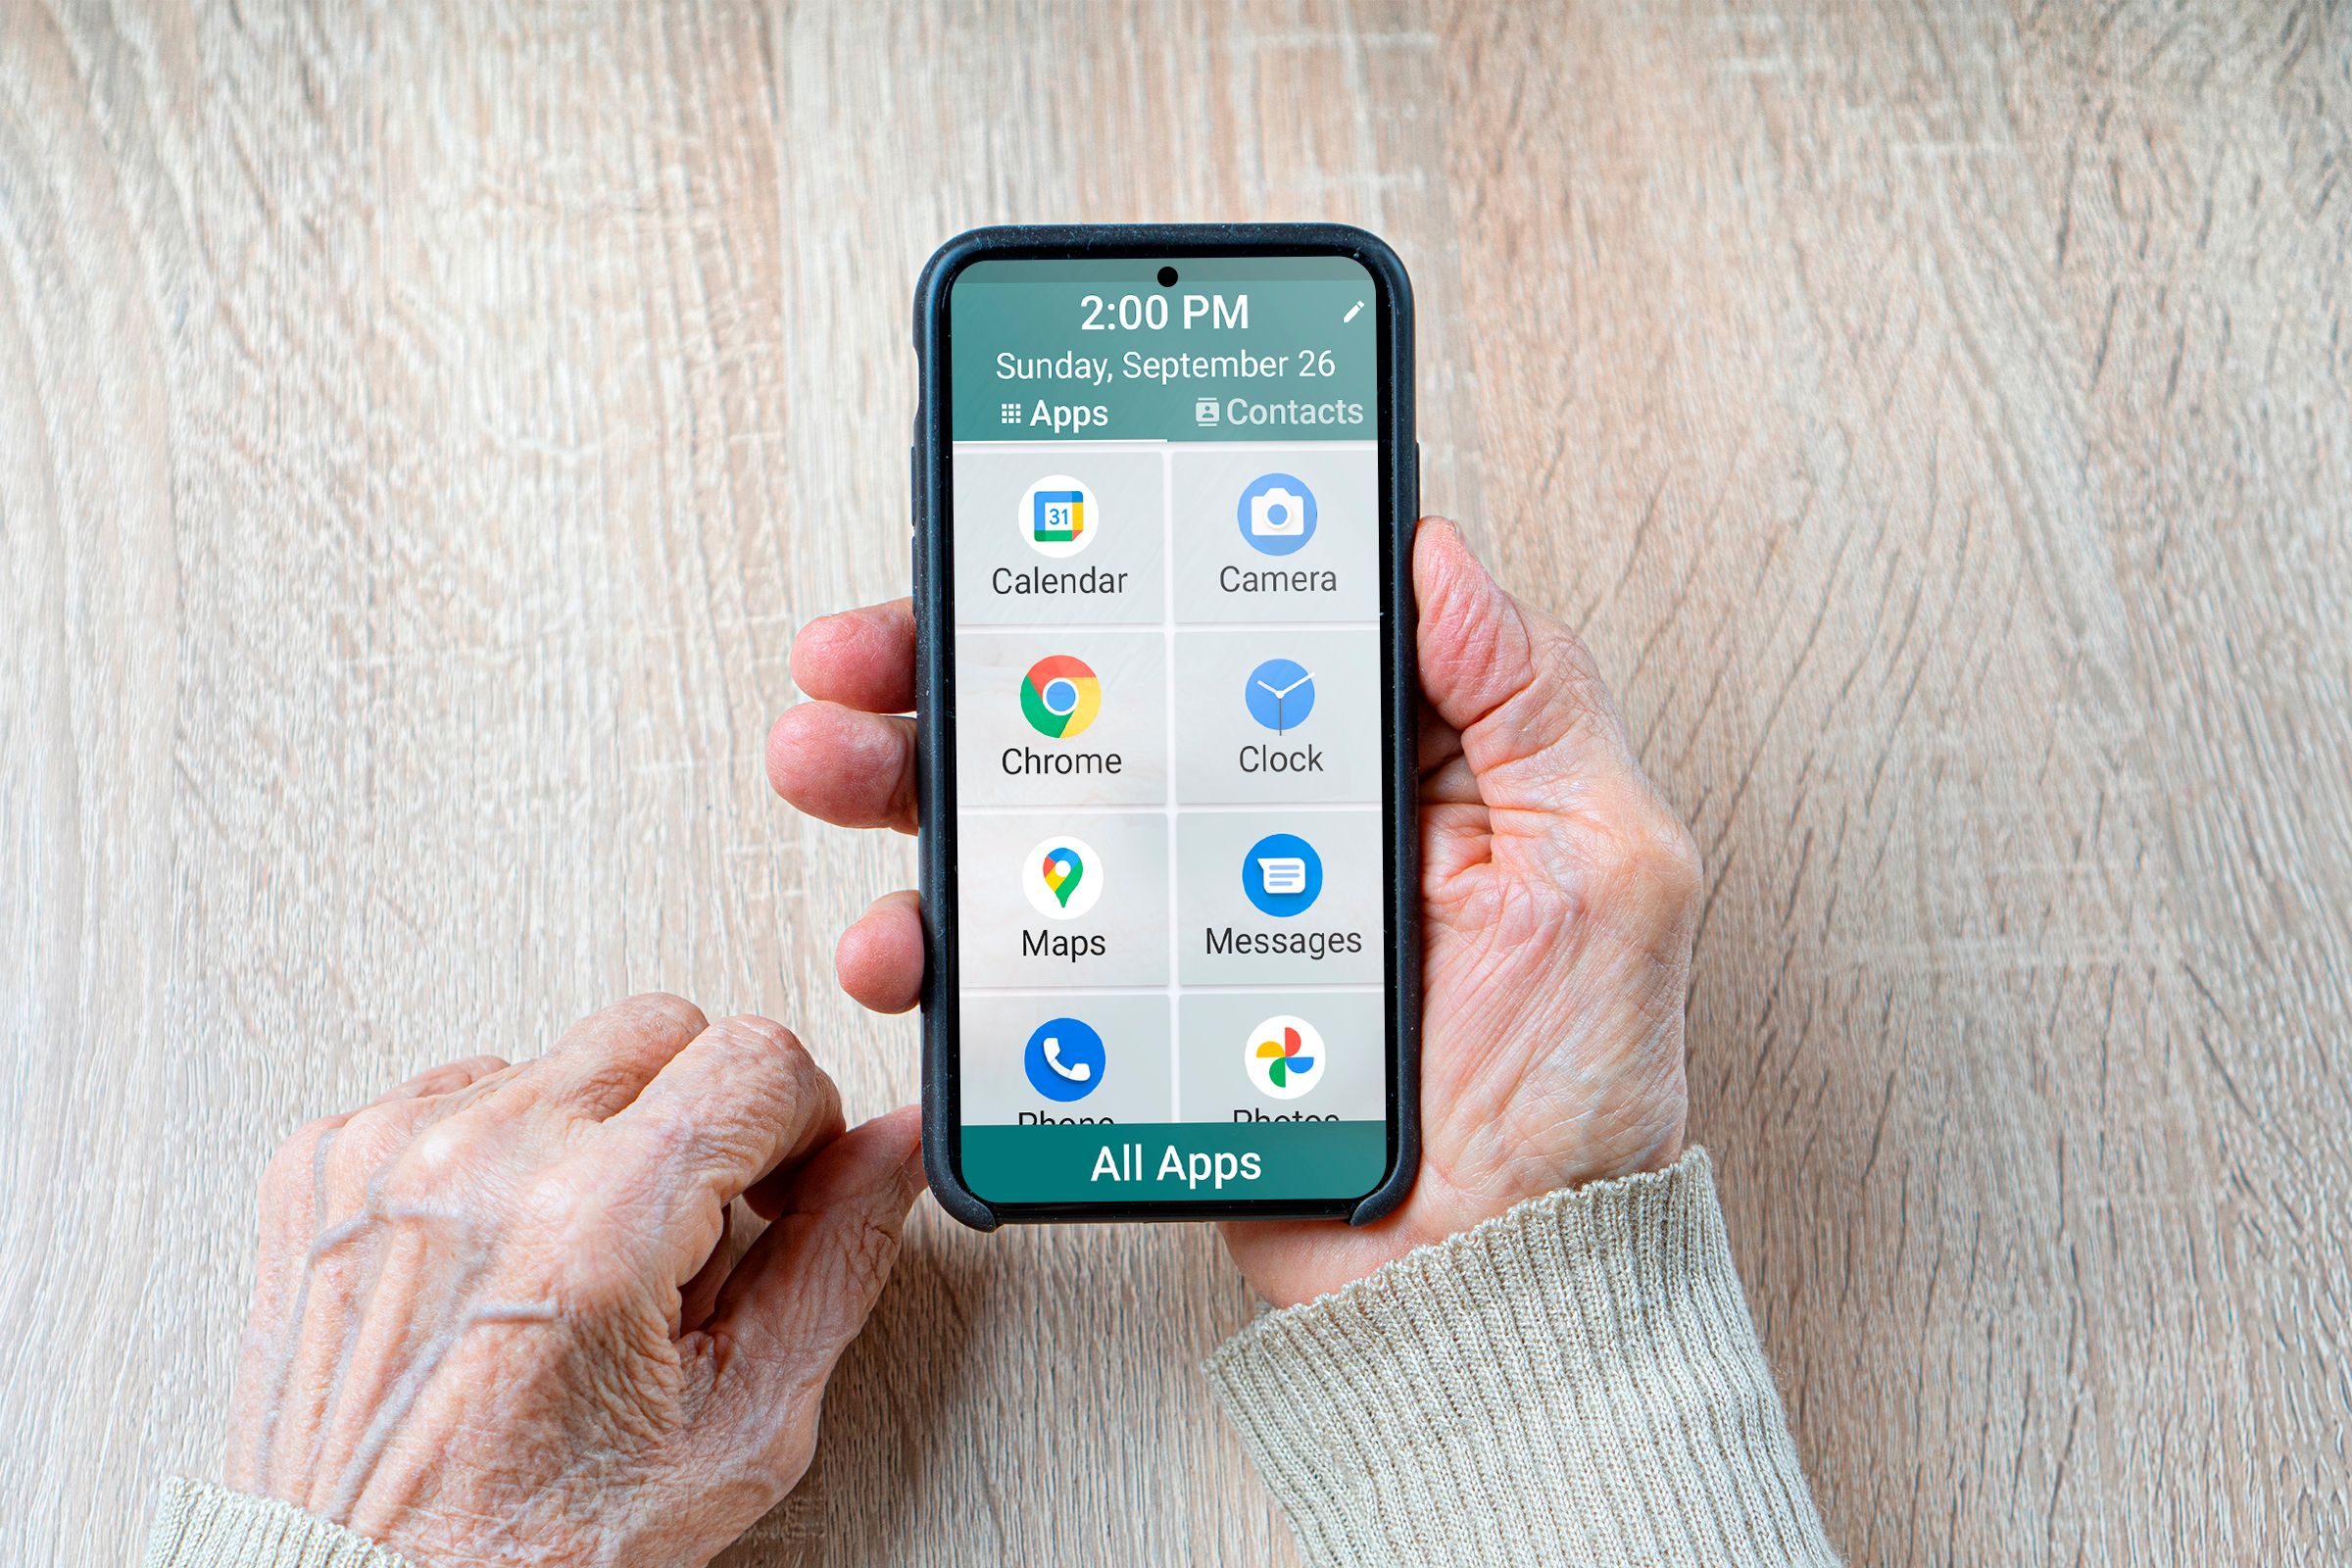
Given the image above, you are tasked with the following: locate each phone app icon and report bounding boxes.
[1020,655,1102,738]
[1238,473,1317,557]
[1245,658,1316,733]
[1020,474,1097,559]
[1024,1017,1106,1102]
[1245,1015,1324,1100]
[1021,836,1102,920]
[1241,833,1323,917]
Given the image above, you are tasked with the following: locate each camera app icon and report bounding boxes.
[1238,473,1317,557]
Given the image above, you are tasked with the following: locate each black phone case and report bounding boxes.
[911,222,1419,1228]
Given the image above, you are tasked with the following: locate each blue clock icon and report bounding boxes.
[1244,659,1317,733]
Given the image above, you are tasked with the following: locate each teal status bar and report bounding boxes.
[950,256,1378,444]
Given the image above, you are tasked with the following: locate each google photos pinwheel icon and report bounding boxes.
[1245,1015,1325,1101]
[1020,655,1102,739]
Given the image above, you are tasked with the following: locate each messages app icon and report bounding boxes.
[1242,833,1323,917]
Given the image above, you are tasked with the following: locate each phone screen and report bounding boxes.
[939,252,1398,1211]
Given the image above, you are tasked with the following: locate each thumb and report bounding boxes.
[1413,517,1639,810]
[706,1106,923,1410]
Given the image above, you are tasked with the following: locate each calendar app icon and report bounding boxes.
[1019,474,1098,560]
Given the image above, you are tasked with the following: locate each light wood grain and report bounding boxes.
[3,2,2346,1563]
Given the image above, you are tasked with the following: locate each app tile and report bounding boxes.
[955,630,1166,808]
[1172,444,1379,623]
[1172,626,1385,806]
[958,992,1173,1126]
[1178,990,1389,1124]
[957,810,1170,989]
[953,445,1165,626]
[1175,807,1385,985]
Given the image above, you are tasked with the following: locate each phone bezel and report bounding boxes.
[911,223,1420,1228]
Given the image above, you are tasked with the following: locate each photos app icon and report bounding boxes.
[1245,1015,1325,1101]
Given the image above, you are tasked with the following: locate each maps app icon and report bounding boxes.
[1033,489,1085,544]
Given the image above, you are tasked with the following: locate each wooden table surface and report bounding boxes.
[4,3,2347,1563]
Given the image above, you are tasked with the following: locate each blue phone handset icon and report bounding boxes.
[1023,1018,1105,1102]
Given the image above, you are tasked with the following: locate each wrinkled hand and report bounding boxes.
[223,996,921,1566]
[770,519,1697,1307]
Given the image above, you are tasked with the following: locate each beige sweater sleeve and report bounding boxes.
[148,1149,1832,1568]
[143,1478,411,1568]
[1203,1147,1839,1567]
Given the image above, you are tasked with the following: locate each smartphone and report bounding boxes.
[909,224,1418,1226]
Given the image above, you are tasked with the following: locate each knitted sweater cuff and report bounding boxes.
[1203,1147,1839,1568]
[143,1478,413,1568]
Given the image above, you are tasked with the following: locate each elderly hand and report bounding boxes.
[222,996,920,1566]
[769,519,1698,1308]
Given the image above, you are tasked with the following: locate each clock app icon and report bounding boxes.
[1244,659,1316,734]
